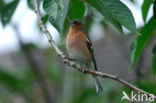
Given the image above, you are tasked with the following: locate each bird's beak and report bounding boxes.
[69,21,74,25]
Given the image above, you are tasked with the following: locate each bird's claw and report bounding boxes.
[81,66,87,74]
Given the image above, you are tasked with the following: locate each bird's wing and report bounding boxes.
[86,37,98,71]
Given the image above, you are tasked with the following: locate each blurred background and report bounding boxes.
[0,0,156,103]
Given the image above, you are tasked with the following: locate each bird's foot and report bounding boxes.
[81,66,87,74]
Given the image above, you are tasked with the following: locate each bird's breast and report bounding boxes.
[68,48,87,63]
[66,33,91,64]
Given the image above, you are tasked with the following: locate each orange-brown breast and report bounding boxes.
[66,28,92,63]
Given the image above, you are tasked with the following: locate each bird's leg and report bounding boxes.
[81,63,88,74]
[62,54,76,61]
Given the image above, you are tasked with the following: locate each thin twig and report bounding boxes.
[33,0,156,101]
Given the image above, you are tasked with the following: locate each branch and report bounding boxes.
[33,0,156,101]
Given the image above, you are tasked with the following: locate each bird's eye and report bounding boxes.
[74,21,78,24]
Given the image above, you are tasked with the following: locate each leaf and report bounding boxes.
[44,0,85,35]
[136,81,156,95]
[85,0,137,33]
[43,0,58,18]
[1,0,19,27]
[142,0,153,22]
[0,67,33,92]
[130,17,156,70]
[61,18,70,38]
[27,0,34,10]
[130,0,135,2]
[85,0,122,33]
[0,0,5,14]
[154,0,156,19]
[152,45,156,76]
[48,0,70,34]
[61,0,86,37]
[0,70,21,91]
[67,0,85,20]
[42,14,49,24]
[56,0,64,9]
[27,0,41,10]
[84,12,94,34]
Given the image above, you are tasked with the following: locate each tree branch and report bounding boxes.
[33,0,156,101]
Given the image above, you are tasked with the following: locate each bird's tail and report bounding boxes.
[91,75,103,92]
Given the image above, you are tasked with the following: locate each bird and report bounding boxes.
[66,19,103,92]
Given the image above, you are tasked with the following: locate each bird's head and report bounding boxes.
[69,20,84,30]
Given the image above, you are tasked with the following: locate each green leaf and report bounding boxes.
[27,0,34,10]
[67,0,85,20]
[130,0,135,2]
[0,0,5,14]
[154,0,156,19]
[136,81,156,95]
[1,0,19,27]
[60,0,86,37]
[44,0,85,35]
[152,45,156,76]
[27,0,41,10]
[0,70,21,91]
[56,0,64,9]
[61,18,70,38]
[84,12,94,34]
[43,0,58,18]
[42,14,49,24]
[85,0,122,33]
[0,67,33,92]
[130,17,156,70]
[85,0,137,33]
[142,0,153,22]
[48,0,69,35]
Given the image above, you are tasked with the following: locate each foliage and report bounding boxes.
[48,0,70,35]
[0,0,5,14]
[0,0,155,71]
[0,68,23,91]
[130,0,156,70]
[85,0,136,33]
[130,17,156,70]
[42,0,137,34]
[142,0,153,22]
[154,0,156,19]
[0,0,19,27]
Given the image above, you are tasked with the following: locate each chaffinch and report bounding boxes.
[66,20,103,92]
